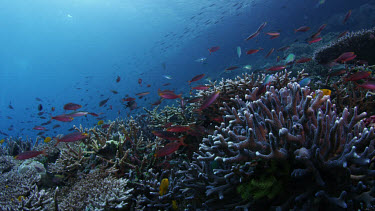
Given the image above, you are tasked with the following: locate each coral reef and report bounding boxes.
[313,27,375,65]
[175,82,375,209]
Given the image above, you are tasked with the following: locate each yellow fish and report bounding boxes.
[97,120,104,126]
[44,137,52,143]
[159,178,169,196]
[172,200,178,210]
[17,196,24,202]
[313,89,331,98]
[0,139,4,144]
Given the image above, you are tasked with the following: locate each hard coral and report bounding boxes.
[314,27,375,65]
[176,82,375,210]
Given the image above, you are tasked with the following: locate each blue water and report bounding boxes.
[0,0,373,139]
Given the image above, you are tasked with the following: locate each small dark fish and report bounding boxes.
[8,103,14,109]
[295,57,312,63]
[110,90,118,94]
[52,124,61,129]
[294,26,310,32]
[38,104,43,111]
[343,10,352,24]
[63,103,82,110]
[162,83,171,86]
[122,97,136,102]
[225,66,239,71]
[277,46,290,51]
[188,74,205,84]
[116,76,121,83]
[265,48,274,58]
[208,46,220,54]
[99,98,110,107]
[337,31,349,39]
[138,78,142,86]
[35,97,43,102]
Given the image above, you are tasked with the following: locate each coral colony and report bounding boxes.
[1,24,375,211]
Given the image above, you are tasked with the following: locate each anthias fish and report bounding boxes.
[15,150,47,160]
[208,46,220,54]
[294,26,310,32]
[295,58,312,63]
[54,132,89,146]
[344,71,371,81]
[225,66,239,71]
[267,66,286,71]
[63,103,82,110]
[152,130,180,141]
[188,74,205,84]
[198,91,220,111]
[154,138,187,157]
[51,114,74,122]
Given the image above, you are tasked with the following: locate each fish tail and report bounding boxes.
[53,138,60,147]
[41,149,48,156]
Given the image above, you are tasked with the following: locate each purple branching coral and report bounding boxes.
[176,82,375,210]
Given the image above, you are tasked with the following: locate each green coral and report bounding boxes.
[236,160,290,201]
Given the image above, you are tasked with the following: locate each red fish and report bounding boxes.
[334,52,355,63]
[294,26,310,32]
[270,35,280,39]
[267,65,286,71]
[355,80,375,90]
[245,31,260,41]
[154,138,187,157]
[159,92,182,99]
[54,132,89,146]
[317,24,327,32]
[167,125,191,132]
[246,48,263,55]
[122,97,136,101]
[33,126,46,130]
[295,57,312,64]
[197,91,220,112]
[188,74,205,84]
[308,37,322,44]
[51,114,74,122]
[116,76,121,83]
[136,92,150,96]
[208,46,220,54]
[265,48,274,58]
[225,66,239,71]
[147,84,151,87]
[63,103,82,110]
[191,85,210,90]
[337,31,349,39]
[151,99,163,106]
[310,31,321,39]
[266,32,280,36]
[15,150,47,160]
[344,71,371,82]
[88,112,100,117]
[152,130,180,141]
[343,10,352,24]
[138,78,142,86]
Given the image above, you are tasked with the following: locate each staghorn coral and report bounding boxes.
[0,156,55,210]
[175,82,375,210]
[313,27,375,65]
[58,170,133,210]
